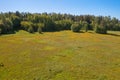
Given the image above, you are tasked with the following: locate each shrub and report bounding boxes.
[83,21,88,32]
[55,20,73,31]
[94,25,107,34]
[38,27,42,34]
[21,21,34,33]
[55,21,62,31]
[28,26,34,33]
[0,19,13,34]
[37,23,44,34]
[71,23,81,32]
[42,17,55,32]
[0,28,2,34]
[11,16,21,30]
[5,19,13,33]
[0,21,4,34]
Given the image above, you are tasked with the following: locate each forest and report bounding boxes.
[0,11,120,35]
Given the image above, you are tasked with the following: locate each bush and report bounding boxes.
[42,17,55,32]
[0,19,13,34]
[11,16,21,30]
[38,27,42,34]
[0,21,4,34]
[5,19,13,32]
[55,20,73,31]
[21,21,34,33]
[37,23,44,34]
[94,25,107,34]
[0,28,2,34]
[71,23,81,32]
[82,21,88,32]
[28,26,34,33]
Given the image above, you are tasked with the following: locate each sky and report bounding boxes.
[0,0,120,19]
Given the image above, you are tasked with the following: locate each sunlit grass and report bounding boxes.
[0,30,120,80]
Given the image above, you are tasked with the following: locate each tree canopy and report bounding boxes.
[0,11,120,34]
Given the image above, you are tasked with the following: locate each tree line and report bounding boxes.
[0,11,120,34]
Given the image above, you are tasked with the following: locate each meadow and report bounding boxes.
[0,30,120,80]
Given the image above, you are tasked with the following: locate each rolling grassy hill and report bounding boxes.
[0,30,120,80]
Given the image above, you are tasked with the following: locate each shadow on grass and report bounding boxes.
[0,31,16,36]
[88,32,94,34]
[73,31,85,33]
[106,33,120,37]
[88,31,120,37]
[80,31,85,33]
[38,32,44,34]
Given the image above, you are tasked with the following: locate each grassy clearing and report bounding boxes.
[0,30,120,80]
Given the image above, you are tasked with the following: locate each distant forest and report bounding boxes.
[0,11,120,34]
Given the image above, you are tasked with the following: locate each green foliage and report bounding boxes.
[38,27,42,34]
[37,23,44,34]
[0,12,120,35]
[54,21,62,31]
[11,16,21,30]
[55,20,73,31]
[71,22,81,32]
[82,21,88,32]
[94,25,107,34]
[94,17,107,34]
[0,18,13,34]
[5,18,13,31]
[28,26,34,33]
[15,11,21,17]
[0,20,4,34]
[21,21,33,33]
[42,16,55,32]
[21,21,44,33]
[0,28,2,34]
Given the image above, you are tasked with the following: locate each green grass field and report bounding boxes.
[0,30,120,80]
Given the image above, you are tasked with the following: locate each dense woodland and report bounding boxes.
[0,11,120,34]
